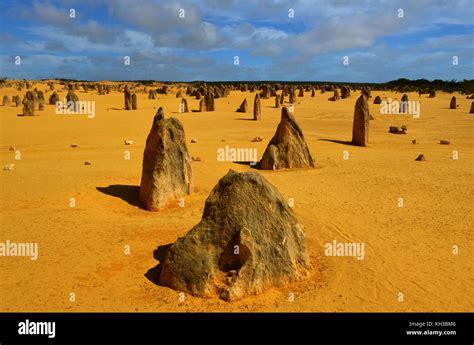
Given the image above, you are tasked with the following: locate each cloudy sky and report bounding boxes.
[0,0,473,82]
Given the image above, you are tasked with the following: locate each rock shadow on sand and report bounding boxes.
[233,161,260,169]
[318,138,359,146]
[145,244,173,285]
[96,184,140,207]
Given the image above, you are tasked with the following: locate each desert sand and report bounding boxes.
[0,82,473,312]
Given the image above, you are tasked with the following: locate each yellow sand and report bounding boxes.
[0,82,473,312]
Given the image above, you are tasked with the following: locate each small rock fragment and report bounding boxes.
[389,126,407,134]
[415,154,425,161]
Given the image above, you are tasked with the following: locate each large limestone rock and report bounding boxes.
[139,107,193,211]
[253,93,261,120]
[198,98,207,112]
[205,92,215,111]
[400,94,409,113]
[22,90,36,116]
[132,93,137,110]
[14,95,21,107]
[450,96,456,109]
[37,90,45,111]
[124,86,132,110]
[329,89,340,101]
[158,169,311,301]
[236,98,247,113]
[351,95,370,146]
[180,98,189,113]
[65,90,79,111]
[341,86,350,99]
[261,84,270,99]
[148,89,157,99]
[260,107,315,170]
[2,95,10,106]
[362,87,371,98]
[289,88,296,104]
[49,92,60,105]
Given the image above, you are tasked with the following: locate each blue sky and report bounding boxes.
[0,0,473,82]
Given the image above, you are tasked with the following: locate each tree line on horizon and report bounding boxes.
[1,77,473,94]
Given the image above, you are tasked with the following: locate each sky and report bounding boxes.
[0,0,473,82]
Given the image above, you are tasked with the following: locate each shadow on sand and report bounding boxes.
[234,117,255,121]
[145,243,173,285]
[318,138,358,146]
[233,161,261,169]
[96,184,141,207]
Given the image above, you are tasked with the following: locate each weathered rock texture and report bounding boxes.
[341,86,350,99]
[260,107,315,170]
[124,86,132,110]
[205,93,215,111]
[373,96,382,104]
[65,90,79,111]
[22,91,36,116]
[181,98,189,113]
[199,98,207,112]
[158,169,311,301]
[236,98,247,113]
[351,95,370,146]
[450,96,456,109]
[148,90,157,99]
[49,92,59,105]
[139,107,193,211]
[132,93,137,110]
[362,87,371,98]
[2,95,10,106]
[400,94,409,113]
[253,93,261,120]
[37,91,45,110]
[14,95,21,107]
[389,126,407,134]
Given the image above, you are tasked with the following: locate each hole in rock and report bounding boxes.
[218,233,251,273]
